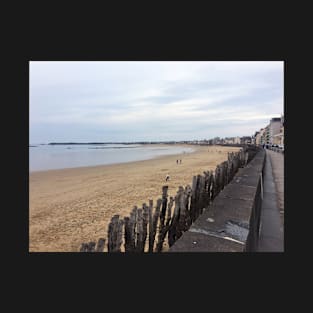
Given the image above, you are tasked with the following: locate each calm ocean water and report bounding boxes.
[29,144,195,172]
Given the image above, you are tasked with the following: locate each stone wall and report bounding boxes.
[169,149,266,252]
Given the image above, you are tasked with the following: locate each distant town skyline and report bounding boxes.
[30,61,284,143]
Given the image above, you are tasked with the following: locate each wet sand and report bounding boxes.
[29,144,240,252]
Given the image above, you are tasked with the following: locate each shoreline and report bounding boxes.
[29,145,240,252]
[29,143,197,174]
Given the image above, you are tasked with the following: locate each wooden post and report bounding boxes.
[148,198,162,252]
[136,209,144,252]
[232,153,236,177]
[124,216,132,252]
[177,186,186,232]
[196,174,202,217]
[129,206,138,251]
[148,200,154,252]
[166,196,174,223]
[79,243,86,252]
[117,218,124,252]
[220,162,224,189]
[168,190,181,247]
[219,164,223,192]
[95,238,106,252]
[80,242,96,252]
[226,158,230,184]
[189,175,198,222]
[219,164,223,191]
[215,166,220,196]
[196,176,202,218]
[216,165,221,194]
[198,175,206,215]
[229,155,233,181]
[184,185,192,228]
[142,203,149,252]
[212,167,219,200]
[156,196,174,252]
[108,215,124,252]
[221,161,226,190]
[108,215,118,252]
[203,171,209,205]
[86,242,96,252]
[178,186,191,232]
[210,171,215,201]
[158,186,168,242]
[226,160,229,184]
[225,161,229,185]
[207,171,213,205]
[160,186,169,224]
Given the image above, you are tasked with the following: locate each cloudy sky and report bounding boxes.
[29,61,284,143]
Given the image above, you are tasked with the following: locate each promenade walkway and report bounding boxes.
[257,150,284,252]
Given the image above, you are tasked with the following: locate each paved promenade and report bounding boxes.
[257,150,284,252]
[268,150,284,227]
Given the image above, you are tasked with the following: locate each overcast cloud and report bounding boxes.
[29,61,284,143]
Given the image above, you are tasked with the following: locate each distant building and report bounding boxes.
[256,116,283,146]
[255,130,262,145]
[252,131,259,145]
[269,117,282,144]
[234,136,241,144]
[240,136,252,145]
[224,137,235,144]
[212,137,221,145]
[258,128,265,145]
[262,125,270,145]
[272,115,284,146]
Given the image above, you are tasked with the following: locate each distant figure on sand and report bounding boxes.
[165,174,170,181]
[180,159,182,164]
[176,160,178,164]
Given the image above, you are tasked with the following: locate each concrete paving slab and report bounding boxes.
[257,150,284,251]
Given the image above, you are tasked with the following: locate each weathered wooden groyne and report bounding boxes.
[79,145,261,252]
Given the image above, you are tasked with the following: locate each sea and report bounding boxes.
[29,144,195,172]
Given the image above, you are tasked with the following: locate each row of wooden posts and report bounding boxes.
[80,146,258,252]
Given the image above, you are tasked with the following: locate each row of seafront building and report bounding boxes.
[253,115,284,147]
[175,136,251,145]
[97,116,283,147]
[179,115,284,148]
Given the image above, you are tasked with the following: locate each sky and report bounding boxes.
[29,61,284,143]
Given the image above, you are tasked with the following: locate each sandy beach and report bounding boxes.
[29,144,240,252]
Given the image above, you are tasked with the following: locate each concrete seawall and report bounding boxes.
[169,149,266,252]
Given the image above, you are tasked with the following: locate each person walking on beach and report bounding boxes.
[180,159,182,164]
[165,174,170,181]
[176,160,178,164]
